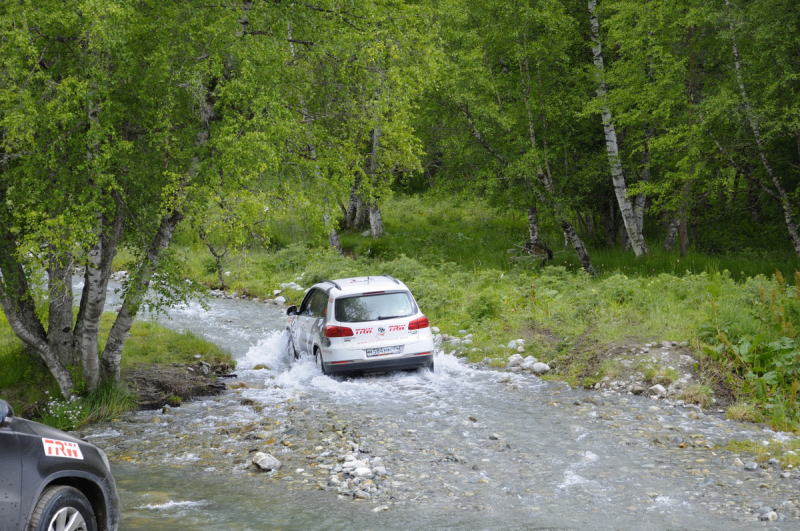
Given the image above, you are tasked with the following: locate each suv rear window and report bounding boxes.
[335,292,414,323]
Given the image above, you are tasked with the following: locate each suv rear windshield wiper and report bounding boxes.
[377,315,405,320]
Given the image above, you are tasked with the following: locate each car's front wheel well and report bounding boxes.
[46,478,108,531]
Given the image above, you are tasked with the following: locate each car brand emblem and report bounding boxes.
[378,327,385,334]
[42,438,84,460]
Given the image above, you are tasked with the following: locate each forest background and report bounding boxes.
[2,0,800,431]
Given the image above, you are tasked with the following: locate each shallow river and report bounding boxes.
[77,287,800,530]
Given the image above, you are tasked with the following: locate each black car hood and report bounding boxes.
[10,416,87,445]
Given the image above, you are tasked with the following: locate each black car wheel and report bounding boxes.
[315,348,327,375]
[28,485,97,531]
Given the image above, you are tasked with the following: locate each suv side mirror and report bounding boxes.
[0,399,14,427]
[286,305,298,316]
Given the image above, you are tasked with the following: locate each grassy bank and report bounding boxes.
[0,312,233,431]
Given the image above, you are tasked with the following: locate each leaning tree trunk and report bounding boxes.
[588,0,648,257]
[0,231,74,398]
[726,1,800,258]
[519,53,593,273]
[100,209,184,382]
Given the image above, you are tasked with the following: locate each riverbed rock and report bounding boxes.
[649,384,666,396]
[252,452,282,471]
[506,354,524,368]
[520,356,538,370]
[745,462,758,471]
[274,296,286,305]
[531,362,550,374]
[631,385,645,395]
[353,467,374,478]
[732,458,744,467]
[354,489,371,499]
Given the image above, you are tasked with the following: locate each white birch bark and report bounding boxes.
[588,0,648,257]
[72,206,123,391]
[726,1,800,258]
[368,125,384,238]
[345,176,362,229]
[46,250,75,365]
[100,209,183,382]
[0,233,74,398]
[663,217,680,252]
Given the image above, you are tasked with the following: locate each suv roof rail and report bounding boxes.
[320,279,342,291]
[382,274,400,285]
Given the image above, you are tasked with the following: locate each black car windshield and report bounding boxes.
[335,292,414,323]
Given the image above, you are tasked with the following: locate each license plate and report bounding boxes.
[366,345,401,358]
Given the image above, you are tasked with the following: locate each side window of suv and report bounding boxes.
[308,289,328,317]
[299,290,315,315]
[311,290,328,317]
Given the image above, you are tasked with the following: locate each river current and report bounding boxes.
[75,282,800,530]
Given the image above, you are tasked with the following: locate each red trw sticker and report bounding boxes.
[42,438,84,460]
[389,325,405,332]
[355,328,373,335]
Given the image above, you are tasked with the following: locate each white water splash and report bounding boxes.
[137,500,208,510]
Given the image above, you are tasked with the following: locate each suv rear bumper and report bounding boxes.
[324,353,433,374]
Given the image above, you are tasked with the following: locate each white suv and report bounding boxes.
[285,275,435,374]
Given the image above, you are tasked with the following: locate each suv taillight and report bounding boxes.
[324,325,354,338]
[408,316,429,330]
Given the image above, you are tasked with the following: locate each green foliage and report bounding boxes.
[37,384,137,432]
[468,292,500,322]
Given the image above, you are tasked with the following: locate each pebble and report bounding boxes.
[506,354,524,368]
[531,362,550,374]
[745,462,759,471]
[252,452,282,471]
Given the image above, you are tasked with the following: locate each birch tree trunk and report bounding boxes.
[663,217,680,252]
[0,231,74,398]
[368,125,384,238]
[100,209,184,382]
[73,207,124,391]
[46,250,75,365]
[520,54,593,273]
[354,196,369,229]
[726,1,800,258]
[588,0,648,257]
[345,176,362,229]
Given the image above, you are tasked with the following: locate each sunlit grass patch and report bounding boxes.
[726,402,762,423]
[678,383,714,408]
